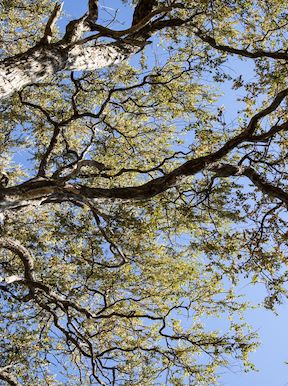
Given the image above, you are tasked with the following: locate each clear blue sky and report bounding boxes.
[58,1,288,385]
[221,283,288,386]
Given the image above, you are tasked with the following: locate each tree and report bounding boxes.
[0,0,288,384]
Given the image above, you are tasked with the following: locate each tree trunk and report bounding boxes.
[0,42,134,100]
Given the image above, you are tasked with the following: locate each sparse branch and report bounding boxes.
[193,26,288,61]
[90,209,127,268]
[37,124,61,177]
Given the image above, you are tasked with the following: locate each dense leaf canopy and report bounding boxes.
[0,1,288,385]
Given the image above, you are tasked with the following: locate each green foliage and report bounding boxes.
[0,0,288,385]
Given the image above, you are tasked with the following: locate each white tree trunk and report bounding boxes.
[0,43,134,100]
[66,44,131,71]
[0,46,66,99]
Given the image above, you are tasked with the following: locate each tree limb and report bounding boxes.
[0,87,287,208]
[41,2,63,44]
[211,163,288,206]
[0,367,20,386]
[0,237,35,282]
[193,26,288,61]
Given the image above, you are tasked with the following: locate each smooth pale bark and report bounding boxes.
[0,42,134,100]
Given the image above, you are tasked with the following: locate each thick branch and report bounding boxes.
[0,275,23,284]
[88,0,99,22]
[0,42,136,100]
[0,367,20,386]
[79,5,185,44]
[211,163,288,205]
[0,1,192,100]
[132,0,158,26]
[0,88,287,208]
[41,2,63,44]
[243,167,288,205]
[0,237,35,281]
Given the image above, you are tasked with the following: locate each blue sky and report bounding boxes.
[55,1,288,384]
[221,283,288,386]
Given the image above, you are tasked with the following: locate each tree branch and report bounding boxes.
[41,2,63,44]
[243,167,288,205]
[0,237,35,282]
[0,367,20,386]
[211,163,288,206]
[132,0,158,26]
[88,0,99,22]
[0,87,287,208]
[193,26,288,61]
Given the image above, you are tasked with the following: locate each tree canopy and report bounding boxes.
[0,0,288,384]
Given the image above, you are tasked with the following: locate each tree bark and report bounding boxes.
[0,42,135,100]
[0,367,20,386]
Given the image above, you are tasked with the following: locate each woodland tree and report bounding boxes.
[0,0,288,385]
